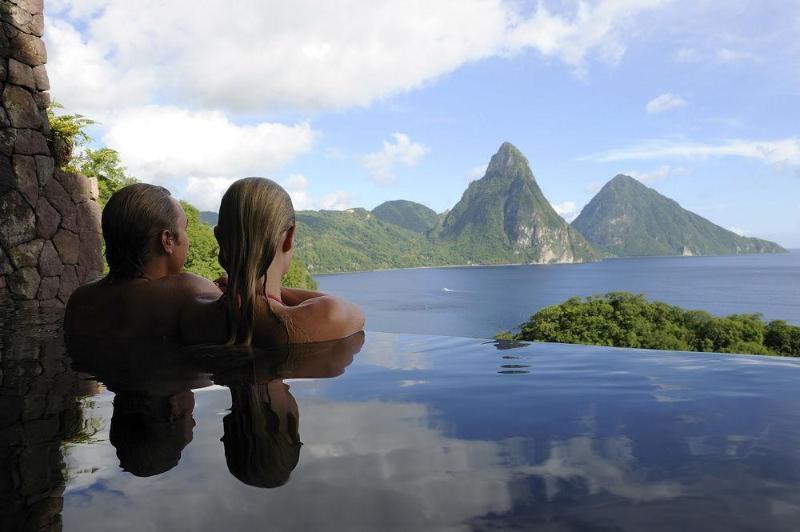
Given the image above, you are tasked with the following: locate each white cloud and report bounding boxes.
[466,164,488,182]
[714,48,760,64]
[674,47,701,63]
[45,0,671,114]
[103,106,316,185]
[319,191,352,211]
[45,18,153,118]
[281,174,315,211]
[625,165,689,183]
[183,177,237,212]
[593,138,800,165]
[507,0,671,77]
[553,201,580,222]
[585,181,604,194]
[646,93,687,114]
[362,133,429,184]
[184,173,350,213]
[281,174,351,211]
[283,174,309,191]
[727,226,748,236]
[674,47,761,66]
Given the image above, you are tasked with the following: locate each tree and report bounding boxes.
[504,292,800,358]
[765,321,800,356]
[80,148,137,206]
[47,101,95,173]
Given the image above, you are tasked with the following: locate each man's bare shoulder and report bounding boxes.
[66,276,107,307]
[167,272,222,296]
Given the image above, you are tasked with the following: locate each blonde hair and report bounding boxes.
[216,178,295,346]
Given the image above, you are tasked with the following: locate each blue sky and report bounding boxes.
[44,0,800,246]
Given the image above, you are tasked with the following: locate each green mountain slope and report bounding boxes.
[572,174,786,257]
[430,143,600,264]
[371,200,438,233]
[294,209,460,273]
[200,211,218,226]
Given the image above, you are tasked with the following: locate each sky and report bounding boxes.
[43,0,800,247]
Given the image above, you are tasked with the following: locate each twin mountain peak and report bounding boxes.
[204,142,785,273]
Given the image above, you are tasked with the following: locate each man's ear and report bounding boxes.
[160,229,175,255]
[283,225,296,253]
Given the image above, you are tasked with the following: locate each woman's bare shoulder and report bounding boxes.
[277,295,365,343]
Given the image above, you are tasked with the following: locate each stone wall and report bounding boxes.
[0,0,103,307]
[0,307,85,531]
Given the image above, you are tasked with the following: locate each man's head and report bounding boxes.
[102,183,188,281]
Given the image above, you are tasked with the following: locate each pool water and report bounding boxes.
[3,307,800,531]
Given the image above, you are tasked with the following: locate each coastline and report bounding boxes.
[311,249,798,276]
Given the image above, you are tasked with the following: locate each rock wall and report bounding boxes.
[0,0,103,307]
[0,307,86,531]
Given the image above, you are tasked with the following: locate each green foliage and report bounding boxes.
[282,258,319,289]
[371,200,438,234]
[764,320,800,356]
[494,330,515,341]
[47,101,96,173]
[572,174,786,257]
[47,102,94,146]
[294,208,462,273]
[83,148,138,207]
[180,201,225,280]
[510,292,800,357]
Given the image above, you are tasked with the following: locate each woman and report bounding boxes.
[181,177,364,345]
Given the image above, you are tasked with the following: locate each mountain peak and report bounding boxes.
[608,174,641,187]
[573,174,786,257]
[432,143,600,264]
[486,142,529,177]
[371,200,438,233]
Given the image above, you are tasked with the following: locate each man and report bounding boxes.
[65,183,221,339]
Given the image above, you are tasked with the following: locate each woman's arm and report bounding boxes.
[285,295,365,343]
[280,287,326,306]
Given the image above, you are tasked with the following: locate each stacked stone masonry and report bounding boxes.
[1,0,103,307]
[0,308,86,531]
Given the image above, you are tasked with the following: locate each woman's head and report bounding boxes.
[222,381,301,488]
[215,177,295,345]
[102,183,187,281]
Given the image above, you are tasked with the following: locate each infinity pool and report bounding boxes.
[2,306,800,531]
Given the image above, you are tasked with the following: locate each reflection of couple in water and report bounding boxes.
[70,332,363,487]
[65,175,366,486]
[65,177,364,345]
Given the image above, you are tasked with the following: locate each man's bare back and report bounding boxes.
[66,273,221,340]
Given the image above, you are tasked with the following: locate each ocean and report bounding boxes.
[317,250,800,338]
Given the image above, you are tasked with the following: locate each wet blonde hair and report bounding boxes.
[216,178,295,346]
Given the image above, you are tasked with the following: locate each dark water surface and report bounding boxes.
[3,307,800,531]
[317,251,800,338]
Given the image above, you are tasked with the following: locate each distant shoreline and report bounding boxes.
[312,249,798,276]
